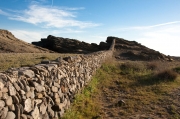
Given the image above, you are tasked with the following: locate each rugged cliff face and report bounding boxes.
[107,36,172,61]
[0,29,53,53]
[32,35,111,54]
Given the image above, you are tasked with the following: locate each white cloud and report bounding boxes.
[111,21,180,56]
[10,28,85,43]
[1,4,99,28]
[117,21,180,31]
[133,23,180,56]
[0,9,10,16]
[11,30,46,43]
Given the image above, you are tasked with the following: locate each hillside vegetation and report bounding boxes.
[63,59,180,119]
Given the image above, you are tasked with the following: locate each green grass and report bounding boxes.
[0,53,77,71]
[62,61,118,119]
[62,60,180,119]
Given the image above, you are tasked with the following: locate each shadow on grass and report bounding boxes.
[130,70,178,87]
[132,74,159,87]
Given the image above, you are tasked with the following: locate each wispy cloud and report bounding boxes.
[117,21,180,31]
[132,23,180,56]
[0,4,99,28]
[0,9,10,16]
[109,21,180,56]
[10,30,46,43]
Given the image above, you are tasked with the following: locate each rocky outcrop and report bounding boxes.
[107,36,172,61]
[0,29,53,53]
[32,35,111,54]
[0,39,115,119]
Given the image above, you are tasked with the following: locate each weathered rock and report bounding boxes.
[0,106,8,119]
[0,73,7,82]
[0,91,2,98]
[12,95,19,104]
[52,86,58,93]
[35,99,42,105]
[54,93,59,99]
[2,93,9,100]
[17,80,24,90]
[24,98,32,113]
[53,82,60,88]
[20,90,26,95]
[36,93,43,99]
[47,104,54,118]
[18,70,35,78]
[26,88,35,99]
[13,83,21,91]
[8,84,16,96]
[6,75,17,83]
[26,86,30,92]
[14,104,21,119]
[42,112,49,119]
[0,79,4,90]
[31,105,39,119]
[21,114,27,119]
[5,96,13,106]
[32,35,103,54]
[55,98,60,104]
[5,111,15,119]
[0,100,5,110]
[9,104,15,111]
[26,115,33,119]
[35,84,45,92]
[1,87,8,93]
[40,102,47,115]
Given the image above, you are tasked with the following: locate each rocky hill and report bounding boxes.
[32,35,173,61]
[107,36,173,61]
[0,29,53,53]
[32,35,110,54]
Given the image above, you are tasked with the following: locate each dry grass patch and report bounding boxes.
[0,53,77,71]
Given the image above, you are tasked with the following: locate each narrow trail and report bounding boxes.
[98,80,123,119]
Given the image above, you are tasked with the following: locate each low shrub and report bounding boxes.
[147,62,158,70]
[173,67,180,74]
[155,69,178,82]
[120,62,145,74]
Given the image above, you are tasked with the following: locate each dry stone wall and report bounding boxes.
[0,40,115,119]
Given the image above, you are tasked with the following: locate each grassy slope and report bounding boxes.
[0,53,77,71]
[63,59,180,119]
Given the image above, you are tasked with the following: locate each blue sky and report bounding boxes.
[0,0,180,56]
